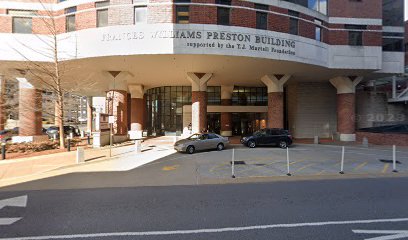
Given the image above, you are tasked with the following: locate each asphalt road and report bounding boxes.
[0,177,408,239]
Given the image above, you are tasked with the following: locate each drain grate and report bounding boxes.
[254,164,266,166]
[230,161,246,165]
[379,159,402,164]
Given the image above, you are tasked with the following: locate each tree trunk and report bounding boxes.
[56,92,65,149]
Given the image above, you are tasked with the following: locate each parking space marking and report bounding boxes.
[353,162,368,171]
[382,164,390,173]
[292,163,315,174]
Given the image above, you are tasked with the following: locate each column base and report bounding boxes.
[220,131,232,137]
[340,134,356,142]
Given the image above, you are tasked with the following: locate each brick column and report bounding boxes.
[19,81,42,136]
[106,90,128,135]
[86,96,93,133]
[267,92,284,128]
[192,91,207,133]
[330,76,363,141]
[261,75,290,129]
[0,76,5,131]
[128,84,145,139]
[187,73,213,133]
[220,85,234,136]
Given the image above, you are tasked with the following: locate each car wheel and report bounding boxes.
[247,140,256,148]
[279,141,287,149]
[217,143,224,151]
[186,146,195,154]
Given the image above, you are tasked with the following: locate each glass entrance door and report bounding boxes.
[232,113,267,136]
[207,113,221,134]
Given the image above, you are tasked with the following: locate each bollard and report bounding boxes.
[339,146,345,174]
[135,140,142,153]
[392,145,398,173]
[286,147,291,176]
[87,134,91,145]
[314,136,319,144]
[1,143,5,160]
[76,147,85,164]
[362,137,368,147]
[67,138,71,152]
[231,148,235,178]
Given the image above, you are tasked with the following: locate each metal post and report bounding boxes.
[1,143,5,160]
[392,145,398,173]
[339,146,345,174]
[109,123,112,157]
[67,138,71,152]
[286,147,291,176]
[87,134,90,145]
[231,148,235,178]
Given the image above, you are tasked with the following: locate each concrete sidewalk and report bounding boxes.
[0,136,178,186]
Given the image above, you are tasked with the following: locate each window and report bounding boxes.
[65,7,76,32]
[307,0,327,15]
[216,0,230,26]
[12,17,32,34]
[315,19,322,42]
[217,7,230,25]
[208,134,219,139]
[345,25,366,46]
[288,10,299,35]
[207,86,221,105]
[382,0,404,26]
[176,6,189,24]
[382,38,403,52]
[96,1,110,28]
[134,6,147,23]
[8,10,35,34]
[405,43,408,52]
[255,4,268,30]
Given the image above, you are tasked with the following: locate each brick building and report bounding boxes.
[0,0,405,142]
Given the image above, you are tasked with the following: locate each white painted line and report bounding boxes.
[0,218,22,226]
[1,217,408,239]
[0,195,28,210]
[353,229,408,240]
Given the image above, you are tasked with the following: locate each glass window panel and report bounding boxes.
[289,18,298,35]
[217,7,230,25]
[96,1,110,8]
[382,0,404,26]
[66,15,76,32]
[12,17,32,33]
[315,26,321,41]
[134,7,147,23]
[97,9,108,27]
[256,12,267,30]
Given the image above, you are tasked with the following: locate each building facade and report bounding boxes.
[0,0,405,141]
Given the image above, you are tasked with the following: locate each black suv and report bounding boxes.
[240,128,293,148]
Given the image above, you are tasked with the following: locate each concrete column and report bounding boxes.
[86,96,93,133]
[0,75,5,131]
[220,85,234,136]
[18,79,42,136]
[261,75,290,129]
[187,73,213,133]
[330,76,363,142]
[128,84,144,139]
[106,90,128,135]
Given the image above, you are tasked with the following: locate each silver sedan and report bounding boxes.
[174,133,229,154]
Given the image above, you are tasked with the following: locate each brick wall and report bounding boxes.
[189,0,217,24]
[0,16,12,33]
[109,0,134,26]
[76,3,96,30]
[268,6,289,33]
[298,14,315,40]
[230,0,255,28]
[329,0,382,19]
[356,132,408,146]
[148,0,173,24]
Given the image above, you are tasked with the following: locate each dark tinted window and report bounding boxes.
[383,38,403,52]
[217,7,230,25]
[256,11,267,30]
[382,0,404,26]
[208,134,219,139]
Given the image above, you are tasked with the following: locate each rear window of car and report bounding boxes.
[208,134,219,139]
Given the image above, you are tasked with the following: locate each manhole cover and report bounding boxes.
[230,161,246,165]
[379,159,401,164]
